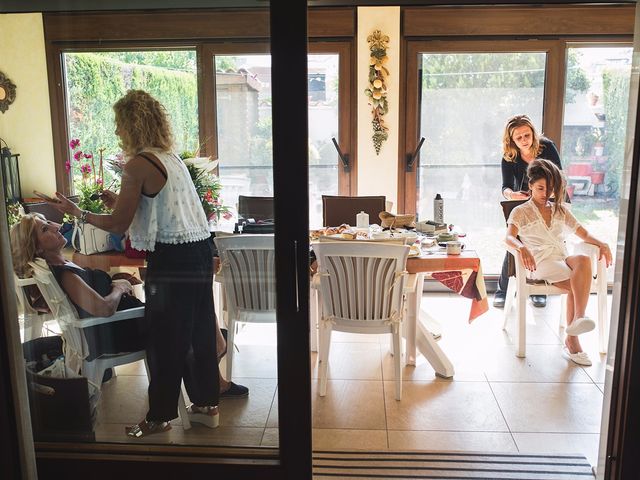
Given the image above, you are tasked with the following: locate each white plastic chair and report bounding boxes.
[214,235,276,380]
[313,241,409,400]
[13,273,54,341]
[503,242,608,357]
[28,259,191,429]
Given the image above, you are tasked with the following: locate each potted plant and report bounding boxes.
[179,151,232,227]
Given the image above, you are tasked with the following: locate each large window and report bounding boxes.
[214,53,342,228]
[63,51,198,190]
[560,45,633,281]
[415,50,547,275]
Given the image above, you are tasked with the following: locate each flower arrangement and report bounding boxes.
[365,30,390,155]
[180,152,232,223]
[68,138,107,214]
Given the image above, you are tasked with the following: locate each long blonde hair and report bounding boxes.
[10,213,46,277]
[113,90,174,157]
[502,114,543,162]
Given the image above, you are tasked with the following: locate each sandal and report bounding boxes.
[125,419,172,438]
[187,404,220,428]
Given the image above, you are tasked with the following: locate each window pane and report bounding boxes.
[215,54,340,229]
[64,51,198,190]
[418,52,546,275]
[561,46,632,281]
[308,54,340,228]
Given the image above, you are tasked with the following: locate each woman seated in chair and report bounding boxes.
[11,212,248,398]
[11,213,145,361]
[505,159,612,366]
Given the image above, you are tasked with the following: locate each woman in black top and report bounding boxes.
[495,115,563,308]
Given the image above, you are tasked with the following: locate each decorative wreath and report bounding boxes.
[365,30,390,155]
[0,71,17,114]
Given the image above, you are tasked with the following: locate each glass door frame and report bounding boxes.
[399,39,565,214]
[0,3,313,479]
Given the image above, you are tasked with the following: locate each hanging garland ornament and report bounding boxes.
[365,30,390,155]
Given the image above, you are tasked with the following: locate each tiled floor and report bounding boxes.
[94,292,609,467]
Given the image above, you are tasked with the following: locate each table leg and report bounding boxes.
[404,272,454,378]
[309,284,319,353]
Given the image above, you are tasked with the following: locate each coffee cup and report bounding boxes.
[446,241,462,255]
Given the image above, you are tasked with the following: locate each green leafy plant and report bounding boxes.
[69,138,108,214]
[5,201,22,229]
[179,151,231,222]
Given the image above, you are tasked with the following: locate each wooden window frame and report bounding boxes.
[398,4,635,214]
[44,9,356,196]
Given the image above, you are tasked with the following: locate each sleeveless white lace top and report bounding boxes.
[128,149,210,251]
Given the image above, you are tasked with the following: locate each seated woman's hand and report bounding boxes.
[599,243,613,267]
[111,279,133,296]
[111,272,143,285]
[518,246,537,272]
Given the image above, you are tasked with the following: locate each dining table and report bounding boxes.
[403,248,488,378]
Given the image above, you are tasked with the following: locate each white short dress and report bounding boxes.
[507,200,582,283]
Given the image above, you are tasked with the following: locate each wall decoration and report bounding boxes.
[365,30,390,155]
[0,71,17,114]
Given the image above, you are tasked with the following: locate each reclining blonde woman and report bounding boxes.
[11,212,248,396]
[11,213,145,361]
[505,159,612,366]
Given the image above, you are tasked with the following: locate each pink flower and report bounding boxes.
[84,152,93,159]
[96,178,104,185]
[69,139,80,149]
[223,212,233,220]
[80,163,92,175]
[65,161,71,173]
[74,150,83,161]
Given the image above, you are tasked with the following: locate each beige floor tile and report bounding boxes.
[228,344,278,379]
[262,427,279,447]
[97,375,149,425]
[331,331,380,343]
[582,352,608,384]
[597,383,605,394]
[483,344,594,383]
[312,380,386,430]
[383,381,508,432]
[388,430,518,453]
[312,342,382,380]
[114,359,146,376]
[94,422,265,447]
[218,378,277,428]
[380,347,486,382]
[513,432,601,467]
[313,429,388,450]
[491,382,604,433]
[266,387,278,428]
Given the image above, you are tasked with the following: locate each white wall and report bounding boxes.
[0,13,56,197]
[357,6,401,212]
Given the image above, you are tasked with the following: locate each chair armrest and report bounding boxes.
[67,306,145,328]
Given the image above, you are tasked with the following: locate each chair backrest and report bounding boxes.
[316,236,408,245]
[28,259,88,372]
[214,235,276,318]
[500,199,528,224]
[312,242,409,325]
[238,195,274,221]
[322,195,386,227]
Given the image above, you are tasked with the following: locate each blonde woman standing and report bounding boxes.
[494,114,563,309]
[50,90,220,437]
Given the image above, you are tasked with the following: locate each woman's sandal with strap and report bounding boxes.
[125,419,172,438]
[187,404,220,428]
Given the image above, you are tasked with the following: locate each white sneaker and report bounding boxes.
[565,317,596,336]
[563,347,592,366]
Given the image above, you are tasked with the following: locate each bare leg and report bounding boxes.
[215,324,230,391]
[553,254,592,354]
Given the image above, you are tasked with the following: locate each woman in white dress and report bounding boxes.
[505,159,612,366]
